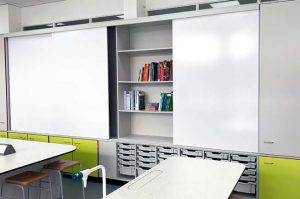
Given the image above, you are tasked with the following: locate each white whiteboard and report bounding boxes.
[173,11,259,152]
[9,28,109,139]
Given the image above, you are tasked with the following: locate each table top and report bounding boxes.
[0,138,76,174]
[107,156,245,199]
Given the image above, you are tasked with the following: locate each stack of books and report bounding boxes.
[146,103,159,111]
[138,60,173,82]
[158,92,173,112]
[124,91,145,110]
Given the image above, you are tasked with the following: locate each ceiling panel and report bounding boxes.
[0,0,64,7]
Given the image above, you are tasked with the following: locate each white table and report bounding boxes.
[107,157,245,199]
[0,138,76,174]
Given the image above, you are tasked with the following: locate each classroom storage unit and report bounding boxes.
[27,134,49,142]
[259,156,300,199]
[259,0,300,157]
[8,132,28,140]
[116,21,173,144]
[0,131,7,138]
[136,144,157,176]
[117,143,136,177]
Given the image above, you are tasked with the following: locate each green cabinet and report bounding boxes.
[28,134,49,142]
[73,139,99,177]
[8,132,28,140]
[259,156,300,199]
[0,131,7,138]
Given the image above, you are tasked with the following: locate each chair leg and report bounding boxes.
[48,176,53,199]
[80,164,86,199]
[58,172,64,199]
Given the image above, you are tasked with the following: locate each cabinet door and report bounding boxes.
[0,131,7,138]
[49,136,73,172]
[73,139,98,177]
[8,132,28,140]
[28,134,49,142]
[173,10,259,152]
[260,1,300,157]
[259,157,300,199]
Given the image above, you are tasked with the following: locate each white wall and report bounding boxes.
[21,0,124,26]
[0,5,9,34]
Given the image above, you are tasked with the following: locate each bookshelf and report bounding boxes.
[116,21,173,142]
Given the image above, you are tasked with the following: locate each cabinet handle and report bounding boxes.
[264,141,275,144]
[64,142,71,144]
[264,162,274,165]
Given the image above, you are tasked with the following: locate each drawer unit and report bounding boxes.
[231,154,256,163]
[181,148,203,158]
[157,152,178,162]
[118,153,136,161]
[117,143,136,177]
[243,169,256,176]
[240,175,256,182]
[137,145,156,152]
[118,165,136,176]
[118,159,135,166]
[137,155,156,163]
[118,143,136,150]
[137,167,148,176]
[137,161,156,169]
[231,161,256,169]
[137,150,156,157]
[235,182,256,195]
[204,151,229,161]
[158,146,179,154]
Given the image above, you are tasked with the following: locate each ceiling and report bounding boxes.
[0,0,64,7]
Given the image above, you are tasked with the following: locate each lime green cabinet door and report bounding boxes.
[28,134,49,142]
[8,133,28,140]
[73,139,98,177]
[0,131,7,138]
[259,157,300,199]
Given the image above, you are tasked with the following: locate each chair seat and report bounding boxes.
[5,171,48,186]
[44,160,80,171]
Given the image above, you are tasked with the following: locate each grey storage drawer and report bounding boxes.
[181,148,203,157]
[231,154,256,163]
[158,152,178,159]
[181,154,202,159]
[231,161,256,169]
[158,147,179,154]
[137,145,156,152]
[240,175,256,182]
[118,143,136,150]
[118,153,136,161]
[118,165,135,176]
[118,148,135,155]
[137,150,156,157]
[137,155,156,163]
[137,167,148,176]
[118,159,135,166]
[205,151,229,160]
[137,162,156,169]
[234,182,256,194]
[243,169,256,176]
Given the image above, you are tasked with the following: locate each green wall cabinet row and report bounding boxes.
[259,157,300,199]
[3,132,99,177]
[0,131,7,138]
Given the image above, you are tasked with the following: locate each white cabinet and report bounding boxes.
[0,36,7,130]
[173,10,259,152]
[260,1,300,157]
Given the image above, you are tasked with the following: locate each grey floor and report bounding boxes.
[63,177,121,199]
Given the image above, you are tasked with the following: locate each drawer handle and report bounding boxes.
[264,162,274,165]
[264,141,274,144]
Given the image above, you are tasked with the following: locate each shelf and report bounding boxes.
[119,110,173,114]
[118,81,173,84]
[118,47,172,54]
[117,135,173,145]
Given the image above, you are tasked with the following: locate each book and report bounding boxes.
[138,60,172,82]
[123,90,146,111]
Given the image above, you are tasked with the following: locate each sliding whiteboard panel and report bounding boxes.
[173,11,259,152]
[9,28,109,139]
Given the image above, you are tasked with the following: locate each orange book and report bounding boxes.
[143,64,149,81]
